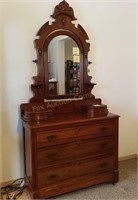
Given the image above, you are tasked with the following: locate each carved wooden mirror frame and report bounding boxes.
[30,0,95,102]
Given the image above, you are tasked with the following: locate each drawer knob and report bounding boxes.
[99,162,107,168]
[100,127,108,132]
[47,135,57,141]
[100,143,107,148]
[48,174,57,181]
[47,153,57,160]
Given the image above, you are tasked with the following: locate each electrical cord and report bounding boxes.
[1,178,26,200]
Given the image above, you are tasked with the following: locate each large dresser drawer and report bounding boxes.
[36,136,114,168]
[36,127,77,148]
[36,121,115,148]
[78,121,115,139]
[37,156,115,188]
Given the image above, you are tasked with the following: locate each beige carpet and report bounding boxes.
[13,159,138,199]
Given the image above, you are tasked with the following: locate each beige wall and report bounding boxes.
[136,2,138,155]
[1,0,137,182]
[0,2,3,182]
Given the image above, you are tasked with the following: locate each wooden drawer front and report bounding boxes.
[36,128,77,148]
[37,157,115,188]
[78,122,115,139]
[36,136,114,168]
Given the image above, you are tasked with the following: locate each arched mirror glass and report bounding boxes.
[48,35,80,96]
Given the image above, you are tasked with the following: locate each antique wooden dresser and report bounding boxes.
[21,1,119,199]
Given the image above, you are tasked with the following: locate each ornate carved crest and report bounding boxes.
[51,0,77,21]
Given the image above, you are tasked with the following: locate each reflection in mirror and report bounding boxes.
[48,35,80,96]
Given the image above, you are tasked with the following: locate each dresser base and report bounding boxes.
[22,113,119,199]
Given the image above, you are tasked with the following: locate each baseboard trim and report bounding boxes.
[0,179,14,188]
[119,154,137,162]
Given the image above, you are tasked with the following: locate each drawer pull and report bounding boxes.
[100,127,108,132]
[47,153,57,160]
[48,174,57,181]
[99,162,107,168]
[47,135,57,141]
[100,143,107,148]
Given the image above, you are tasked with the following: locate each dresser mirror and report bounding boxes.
[47,35,80,96]
[30,0,95,102]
